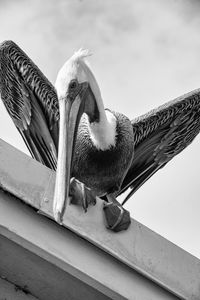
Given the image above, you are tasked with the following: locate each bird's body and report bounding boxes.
[1,40,200,227]
[72,110,134,196]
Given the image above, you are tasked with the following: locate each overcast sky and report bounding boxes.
[0,0,200,258]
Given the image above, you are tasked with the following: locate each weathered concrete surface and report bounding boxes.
[0,228,112,300]
[0,191,179,300]
[0,138,199,300]
[0,276,38,300]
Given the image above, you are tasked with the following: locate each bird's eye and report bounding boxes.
[69,80,78,90]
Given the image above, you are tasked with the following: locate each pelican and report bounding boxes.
[1,40,200,231]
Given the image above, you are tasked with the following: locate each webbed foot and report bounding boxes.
[103,195,131,232]
[69,177,96,211]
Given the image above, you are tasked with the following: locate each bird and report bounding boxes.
[1,40,200,231]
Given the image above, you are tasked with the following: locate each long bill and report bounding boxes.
[53,83,88,224]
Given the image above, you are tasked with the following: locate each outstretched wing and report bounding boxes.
[0,40,59,170]
[119,89,200,204]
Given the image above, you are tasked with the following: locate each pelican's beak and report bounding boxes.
[53,82,88,223]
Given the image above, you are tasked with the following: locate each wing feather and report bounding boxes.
[0,40,59,170]
[119,89,200,204]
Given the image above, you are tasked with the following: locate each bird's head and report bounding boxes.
[54,49,100,222]
[55,49,101,123]
[55,49,90,99]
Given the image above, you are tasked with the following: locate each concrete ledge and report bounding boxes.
[0,190,179,300]
[0,138,199,300]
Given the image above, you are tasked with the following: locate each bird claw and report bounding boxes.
[103,202,131,232]
[69,177,96,211]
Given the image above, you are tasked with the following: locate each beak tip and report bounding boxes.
[53,197,64,225]
[54,209,63,225]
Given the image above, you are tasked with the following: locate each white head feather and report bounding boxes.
[55,49,102,103]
